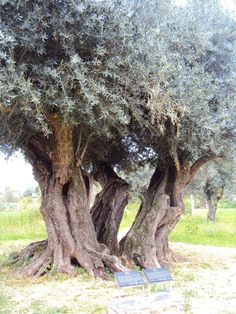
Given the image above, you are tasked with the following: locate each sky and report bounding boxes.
[0,0,235,193]
[176,0,236,16]
[0,152,37,193]
[220,0,236,13]
[176,0,236,12]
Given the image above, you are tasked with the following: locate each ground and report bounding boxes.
[172,243,236,314]
[1,240,236,314]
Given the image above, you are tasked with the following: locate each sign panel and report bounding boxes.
[114,271,145,288]
[143,267,172,284]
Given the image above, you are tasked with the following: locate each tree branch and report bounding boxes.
[76,133,95,167]
[93,163,119,187]
[173,154,180,172]
[189,155,224,183]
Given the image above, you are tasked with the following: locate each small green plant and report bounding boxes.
[183,289,197,313]
[132,264,142,271]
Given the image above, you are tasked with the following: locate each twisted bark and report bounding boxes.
[11,116,127,278]
[120,163,191,267]
[91,164,130,254]
[120,154,221,267]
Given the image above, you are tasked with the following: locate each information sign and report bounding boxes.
[114,271,145,288]
[143,268,172,284]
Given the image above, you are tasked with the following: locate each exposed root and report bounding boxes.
[15,249,52,277]
[120,255,136,269]
[87,247,129,273]
[7,239,188,278]
[8,238,128,279]
[7,240,47,266]
[56,264,77,276]
[157,248,189,267]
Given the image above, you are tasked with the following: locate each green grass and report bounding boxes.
[0,208,46,242]
[1,199,236,248]
[170,207,236,247]
[120,199,236,248]
[119,202,139,230]
[218,199,236,209]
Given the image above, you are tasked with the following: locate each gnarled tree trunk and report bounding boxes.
[120,163,191,267]
[120,155,218,268]
[11,116,127,278]
[91,164,130,255]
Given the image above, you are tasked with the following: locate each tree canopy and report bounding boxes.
[0,0,150,160]
[129,0,236,170]
[119,0,236,268]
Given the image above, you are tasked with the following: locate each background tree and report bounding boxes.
[120,0,236,267]
[2,186,20,203]
[205,166,226,221]
[186,159,236,220]
[23,187,34,198]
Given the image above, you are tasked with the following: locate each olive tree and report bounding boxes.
[186,159,236,220]
[0,0,152,277]
[120,0,236,267]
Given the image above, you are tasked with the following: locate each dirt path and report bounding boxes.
[1,240,236,313]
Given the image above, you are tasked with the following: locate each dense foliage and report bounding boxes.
[129,0,236,168]
[0,0,150,160]
[1,0,235,167]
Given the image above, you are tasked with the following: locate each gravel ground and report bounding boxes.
[171,242,236,314]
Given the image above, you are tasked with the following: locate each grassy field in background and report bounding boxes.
[0,199,236,247]
[0,208,46,242]
[120,199,236,247]
[170,208,236,247]
[170,199,236,247]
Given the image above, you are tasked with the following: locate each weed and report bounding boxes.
[183,289,197,313]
